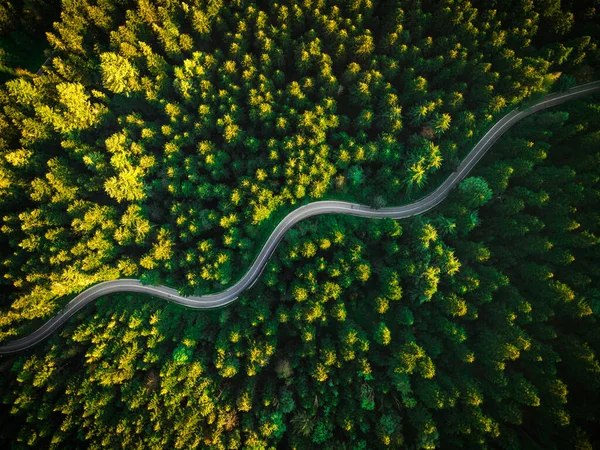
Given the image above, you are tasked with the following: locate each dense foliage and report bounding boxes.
[1,0,599,329]
[1,0,600,449]
[2,97,599,449]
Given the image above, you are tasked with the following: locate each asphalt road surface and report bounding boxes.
[1,81,599,355]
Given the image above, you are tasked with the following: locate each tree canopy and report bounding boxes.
[0,0,600,448]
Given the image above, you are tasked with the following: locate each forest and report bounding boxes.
[0,0,600,448]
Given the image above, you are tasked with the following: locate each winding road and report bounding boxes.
[1,81,599,355]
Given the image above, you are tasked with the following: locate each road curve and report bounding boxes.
[1,81,599,355]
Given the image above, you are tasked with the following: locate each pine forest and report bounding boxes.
[0,0,600,448]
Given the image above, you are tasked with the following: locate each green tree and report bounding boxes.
[99,52,139,94]
[458,177,493,208]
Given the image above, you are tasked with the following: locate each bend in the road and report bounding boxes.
[1,81,599,355]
